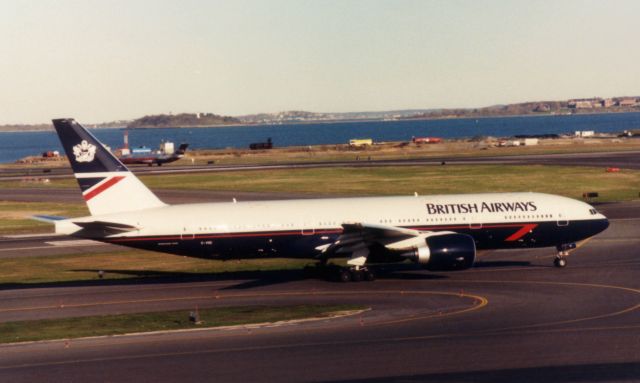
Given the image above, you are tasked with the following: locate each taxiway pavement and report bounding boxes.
[0,205,639,382]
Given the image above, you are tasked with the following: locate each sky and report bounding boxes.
[1,0,639,124]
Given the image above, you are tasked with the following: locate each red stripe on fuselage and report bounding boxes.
[83,176,126,201]
[106,223,543,244]
[505,223,538,241]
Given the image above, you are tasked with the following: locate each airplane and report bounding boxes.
[38,118,609,282]
[117,143,189,166]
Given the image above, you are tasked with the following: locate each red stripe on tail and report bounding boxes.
[83,176,125,201]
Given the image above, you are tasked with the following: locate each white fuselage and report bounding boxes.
[58,192,608,259]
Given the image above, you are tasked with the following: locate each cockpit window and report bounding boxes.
[589,209,598,215]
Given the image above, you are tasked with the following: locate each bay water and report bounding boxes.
[1,112,639,164]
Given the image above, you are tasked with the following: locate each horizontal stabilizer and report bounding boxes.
[31,215,68,223]
[73,220,139,236]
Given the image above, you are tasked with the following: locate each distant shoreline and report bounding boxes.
[2,109,640,133]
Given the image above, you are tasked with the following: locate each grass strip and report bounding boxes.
[0,250,312,285]
[1,165,638,201]
[0,304,363,344]
[136,165,640,201]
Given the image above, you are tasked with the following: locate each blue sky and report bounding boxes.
[1,0,639,123]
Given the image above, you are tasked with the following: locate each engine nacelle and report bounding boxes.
[402,233,476,271]
[424,233,476,271]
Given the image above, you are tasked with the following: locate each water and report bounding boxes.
[1,112,640,164]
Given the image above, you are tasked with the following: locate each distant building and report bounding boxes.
[533,104,550,112]
[618,98,637,107]
[603,99,614,108]
[575,130,595,137]
[568,100,594,109]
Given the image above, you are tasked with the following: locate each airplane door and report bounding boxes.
[556,206,569,227]
[301,218,315,235]
[181,225,195,240]
[468,214,483,230]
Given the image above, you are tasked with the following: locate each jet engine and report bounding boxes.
[400,232,476,271]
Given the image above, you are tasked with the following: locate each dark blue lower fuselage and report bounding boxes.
[104,218,609,260]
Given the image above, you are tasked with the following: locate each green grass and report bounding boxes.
[0,250,312,285]
[1,165,639,202]
[135,165,640,201]
[0,304,363,344]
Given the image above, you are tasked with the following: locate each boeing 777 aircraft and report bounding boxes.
[39,119,609,281]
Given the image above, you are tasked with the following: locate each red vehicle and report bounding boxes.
[412,136,442,144]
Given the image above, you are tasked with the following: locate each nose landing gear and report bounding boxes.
[554,256,568,268]
[554,243,576,268]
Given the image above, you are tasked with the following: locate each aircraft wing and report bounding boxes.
[317,222,423,256]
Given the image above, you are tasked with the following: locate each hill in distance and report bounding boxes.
[1,96,639,131]
[127,113,240,128]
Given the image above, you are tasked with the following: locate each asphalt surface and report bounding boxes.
[0,202,639,382]
[2,149,640,182]
[1,150,640,382]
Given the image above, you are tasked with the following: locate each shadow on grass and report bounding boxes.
[0,264,455,291]
[0,257,540,291]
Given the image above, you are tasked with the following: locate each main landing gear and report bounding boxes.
[554,256,568,268]
[303,263,376,282]
[338,267,376,283]
[554,243,576,268]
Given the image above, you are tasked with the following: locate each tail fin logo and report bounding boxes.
[73,140,97,163]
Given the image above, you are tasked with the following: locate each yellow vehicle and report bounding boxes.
[349,138,373,147]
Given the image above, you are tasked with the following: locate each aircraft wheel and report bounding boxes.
[363,269,376,281]
[338,269,352,283]
[554,257,567,268]
[350,270,363,282]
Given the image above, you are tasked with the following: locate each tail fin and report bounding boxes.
[176,143,189,155]
[52,118,166,216]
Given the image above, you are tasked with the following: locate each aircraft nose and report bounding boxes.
[593,217,609,236]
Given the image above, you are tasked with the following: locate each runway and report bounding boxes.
[2,149,640,182]
[0,206,639,382]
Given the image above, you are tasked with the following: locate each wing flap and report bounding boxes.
[320,222,424,256]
